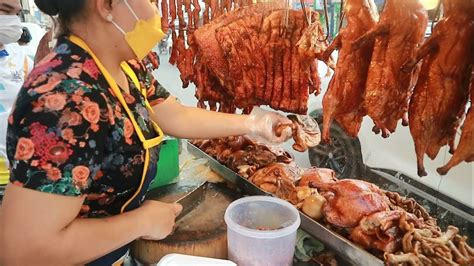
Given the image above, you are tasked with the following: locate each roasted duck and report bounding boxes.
[309,179,390,228]
[402,0,474,176]
[354,0,428,137]
[437,71,474,175]
[320,0,378,142]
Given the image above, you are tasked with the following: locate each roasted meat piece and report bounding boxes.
[320,0,378,142]
[249,163,299,204]
[385,191,436,227]
[350,210,420,253]
[288,115,321,152]
[403,0,474,176]
[311,179,390,228]
[160,0,169,32]
[354,0,428,137]
[298,167,337,187]
[192,136,295,178]
[193,4,323,114]
[438,71,474,175]
[276,115,321,152]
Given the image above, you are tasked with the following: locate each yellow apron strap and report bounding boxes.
[69,35,163,214]
[69,35,164,148]
[120,62,164,148]
[23,56,29,78]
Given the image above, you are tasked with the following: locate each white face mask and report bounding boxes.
[0,15,23,45]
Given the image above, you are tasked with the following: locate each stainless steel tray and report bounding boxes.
[186,141,383,266]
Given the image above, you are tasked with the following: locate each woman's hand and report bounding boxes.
[139,200,183,240]
[245,107,293,144]
[153,98,293,141]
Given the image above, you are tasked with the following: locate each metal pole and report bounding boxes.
[329,0,334,40]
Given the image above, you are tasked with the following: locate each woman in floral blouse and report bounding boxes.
[0,0,291,265]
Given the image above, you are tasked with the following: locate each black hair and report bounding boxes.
[18,27,32,45]
[34,0,112,35]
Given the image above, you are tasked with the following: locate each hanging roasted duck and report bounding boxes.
[353,0,428,138]
[401,0,474,176]
[320,0,379,142]
[437,71,474,175]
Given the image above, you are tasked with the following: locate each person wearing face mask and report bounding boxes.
[0,0,292,265]
[0,0,33,188]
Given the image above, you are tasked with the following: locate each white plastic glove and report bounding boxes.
[244,107,293,144]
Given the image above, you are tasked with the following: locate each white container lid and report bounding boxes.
[157,254,236,266]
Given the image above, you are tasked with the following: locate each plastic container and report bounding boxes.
[224,196,301,266]
[157,254,236,266]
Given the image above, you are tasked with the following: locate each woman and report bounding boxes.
[0,0,291,265]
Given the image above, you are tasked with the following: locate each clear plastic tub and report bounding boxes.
[224,196,301,266]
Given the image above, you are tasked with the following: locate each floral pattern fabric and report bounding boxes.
[7,37,170,218]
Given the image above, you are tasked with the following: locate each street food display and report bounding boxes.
[323,0,472,176]
[159,0,474,263]
[161,0,473,175]
[401,0,474,176]
[165,0,331,114]
[190,138,474,265]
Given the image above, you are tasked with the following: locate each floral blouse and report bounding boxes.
[7,37,170,218]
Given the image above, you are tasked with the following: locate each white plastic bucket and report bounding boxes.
[224,196,301,266]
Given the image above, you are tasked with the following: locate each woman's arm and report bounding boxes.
[152,97,291,141]
[0,184,181,265]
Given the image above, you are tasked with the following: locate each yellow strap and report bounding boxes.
[69,35,163,149]
[68,35,162,214]
[23,56,29,78]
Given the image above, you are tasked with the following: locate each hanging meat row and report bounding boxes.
[193,4,327,114]
[321,0,474,176]
[158,0,330,114]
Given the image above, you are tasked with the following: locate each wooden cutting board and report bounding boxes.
[131,183,238,264]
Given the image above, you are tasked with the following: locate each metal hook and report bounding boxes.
[431,0,442,33]
[322,0,330,41]
[316,0,331,42]
[300,0,310,26]
[337,0,345,33]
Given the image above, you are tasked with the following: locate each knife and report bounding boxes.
[174,181,208,221]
